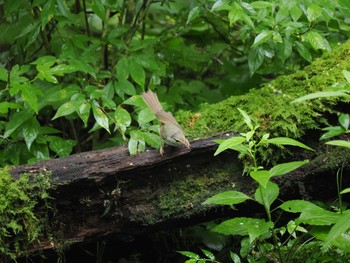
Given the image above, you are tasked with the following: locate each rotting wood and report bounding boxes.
[9,133,350,254]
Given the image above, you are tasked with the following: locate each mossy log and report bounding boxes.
[10,40,350,255]
[10,133,350,255]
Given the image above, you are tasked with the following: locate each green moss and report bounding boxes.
[177,40,350,141]
[157,164,241,219]
[0,167,51,261]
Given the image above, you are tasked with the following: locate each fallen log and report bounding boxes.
[9,133,350,255]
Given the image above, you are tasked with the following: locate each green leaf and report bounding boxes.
[340,188,350,195]
[203,191,250,205]
[269,160,309,177]
[201,249,215,260]
[248,47,264,75]
[252,31,273,48]
[91,1,106,21]
[250,170,270,188]
[128,130,146,155]
[320,126,346,140]
[52,101,78,120]
[22,118,40,150]
[290,5,303,21]
[279,200,316,213]
[0,102,22,114]
[41,0,55,28]
[129,58,145,88]
[91,102,110,133]
[177,251,200,259]
[267,137,314,151]
[230,252,241,263]
[237,108,253,130]
[0,66,8,81]
[78,102,91,127]
[187,6,200,25]
[307,31,330,51]
[324,211,350,248]
[254,182,279,209]
[339,114,350,130]
[306,4,322,22]
[214,136,246,156]
[295,41,312,63]
[325,140,350,149]
[280,200,340,225]
[212,217,273,242]
[114,107,132,127]
[116,57,129,80]
[4,110,33,138]
[143,132,162,148]
[138,107,156,125]
[292,91,349,103]
[48,136,76,157]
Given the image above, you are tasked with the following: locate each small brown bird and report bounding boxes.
[142,90,190,154]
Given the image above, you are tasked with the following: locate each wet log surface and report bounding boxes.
[10,133,350,254]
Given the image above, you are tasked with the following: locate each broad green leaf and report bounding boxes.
[138,107,156,125]
[187,6,200,25]
[20,83,40,113]
[292,91,349,103]
[340,188,350,195]
[143,132,162,148]
[250,170,270,188]
[114,107,132,127]
[325,140,350,149]
[212,217,273,242]
[237,108,253,130]
[41,0,55,28]
[324,211,350,248]
[306,4,322,22]
[91,102,110,133]
[0,102,22,114]
[4,110,33,138]
[295,41,312,63]
[48,136,76,157]
[320,126,346,140]
[279,200,317,213]
[118,79,136,96]
[339,114,350,130]
[307,31,330,51]
[116,57,129,80]
[254,182,279,209]
[177,251,200,259]
[201,249,215,260]
[0,67,8,81]
[280,200,340,225]
[203,191,250,205]
[267,137,314,151]
[230,252,241,263]
[22,118,40,149]
[128,130,145,155]
[78,102,91,127]
[91,1,106,21]
[228,5,243,26]
[269,160,309,177]
[129,58,145,88]
[123,95,145,108]
[248,46,264,75]
[214,136,246,156]
[252,31,273,48]
[52,101,78,120]
[300,206,340,226]
[290,5,302,21]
